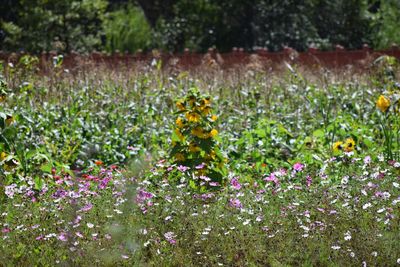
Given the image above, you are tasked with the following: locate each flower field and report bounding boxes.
[1,55,400,266]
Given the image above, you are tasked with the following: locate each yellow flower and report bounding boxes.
[0,95,6,102]
[191,127,204,138]
[201,106,211,115]
[0,152,7,161]
[211,115,218,122]
[376,95,390,112]
[176,101,185,111]
[187,96,196,107]
[209,129,218,138]
[175,128,185,141]
[185,112,200,123]
[188,143,201,153]
[344,138,355,152]
[332,141,343,153]
[176,117,184,128]
[175,153,185,162]
[5,115,14,126]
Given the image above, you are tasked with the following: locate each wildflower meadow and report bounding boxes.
[0,55,400,266]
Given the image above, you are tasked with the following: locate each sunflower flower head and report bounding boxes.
[176,117,184,128]
[332,141,343,153]
[344,138,355,152]
[209,129,218,138]
[185,112,201,123]
[176,101,185,111]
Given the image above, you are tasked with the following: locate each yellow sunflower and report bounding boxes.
[209,129,218,138]
[185,112,201,123]
[176,101,185,111]
[344,138,355,152]
[176,117,184,128]
[332,141,343,153]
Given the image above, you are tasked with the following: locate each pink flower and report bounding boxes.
[80,203,93,212]
[230,177,242,190]
[293,162,304,172]
[58,232,68,242]
[364,156,371,165]
[195,163,205,169]
[264,173,279,185]
[306,175,312,187]
[177,165,190,172]
[229,198,242,209]
[1,228,11,233]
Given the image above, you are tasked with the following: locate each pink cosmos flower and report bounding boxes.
[58,232,68,242]
[195,163,205,169]
[229,198,242,209]
[177,165,190,172]
[293,162,304,172]
[209,182,220,187]
[264,173,279,185]
[306,175,312,187]
[230,177,242,190]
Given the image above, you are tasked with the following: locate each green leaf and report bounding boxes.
[313,129,325,138]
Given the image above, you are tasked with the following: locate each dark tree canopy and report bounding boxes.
[0,0,398,53]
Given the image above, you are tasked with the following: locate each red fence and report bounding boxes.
[1,45,400,71]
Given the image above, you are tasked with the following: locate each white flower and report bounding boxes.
[87,223,94,228]
[344,231,352,241]
[243,219,251,226]
[331,245,341,250]
[393,182,399,188]
[363,203,372,210]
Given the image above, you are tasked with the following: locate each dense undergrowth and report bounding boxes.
[0,56,399,266]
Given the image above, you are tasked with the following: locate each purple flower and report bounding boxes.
[80,203,93,212]
[364,156,371,165]
[195,163,205,169]
[229,198,242,209]
[293,162,304,172]
[306,175,312,187]
[209,182,220,187]
[230,177,242,190]
[136,188,153,204]
[177,165,190,172]
[1,228,11,233]
[164,231,176,244]
[264,173,279,185]
[58,232,68,242]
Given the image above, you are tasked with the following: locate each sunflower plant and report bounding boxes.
[169,89,227,189]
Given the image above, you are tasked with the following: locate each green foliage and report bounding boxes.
[0,0,108,52]
[253,0,318,51]
[104,5,153,53]
[369,0,400,49]
[312,0,370,49]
